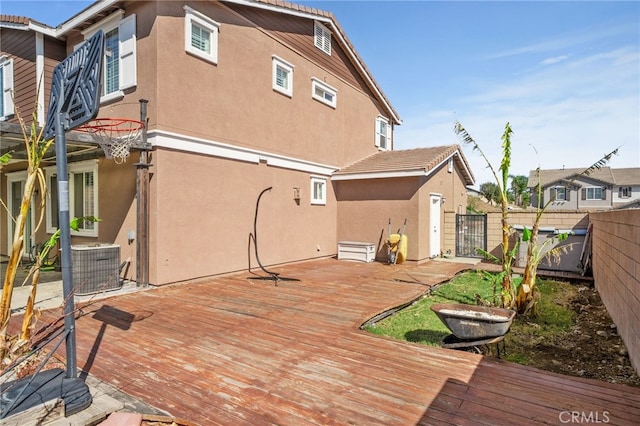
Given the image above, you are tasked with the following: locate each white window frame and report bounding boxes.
[585,187,602,200]
[619,186,632,198]
[311,78,337,108]
[184,5,220,65]
[551,186,566,201]
[82,10,137,104]
[45,161,99,237]
[375,116,391,150]
[310,176,327,205]
[0,56,15,119]
[272,55,294,97]
[314,21,331,56]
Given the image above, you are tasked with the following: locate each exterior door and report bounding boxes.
[7,172,34,258]
[429,193,442,258]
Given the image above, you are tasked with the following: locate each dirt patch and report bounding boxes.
[508,284,640,387]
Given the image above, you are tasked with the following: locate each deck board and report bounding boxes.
[12,258,640,425]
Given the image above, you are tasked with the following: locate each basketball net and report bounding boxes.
[76,118,144,164]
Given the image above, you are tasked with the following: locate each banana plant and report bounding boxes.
[18,216,100,348]
[515,149,619,315]
[454,121,516,308]
[0,111,52,363]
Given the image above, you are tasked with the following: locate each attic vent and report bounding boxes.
[314,21,331,55]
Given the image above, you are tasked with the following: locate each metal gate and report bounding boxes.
[456,214,487,258]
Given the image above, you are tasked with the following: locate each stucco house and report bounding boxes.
[528,167,640,211]
[1,0,474,287]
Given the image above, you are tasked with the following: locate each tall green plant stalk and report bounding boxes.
[515,149,619,314]
[454,121,516,308]
[0,111,53,362]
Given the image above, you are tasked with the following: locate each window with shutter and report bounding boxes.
[314,21,331,55]
[0,57,14,119]
[45,161,99,237]
[184,5,220,64]
[82,11,137,103]
[375,116,391,150]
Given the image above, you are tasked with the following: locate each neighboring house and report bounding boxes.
[1,0,473,286]
[528,167,640,211]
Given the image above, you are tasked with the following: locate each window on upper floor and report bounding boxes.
[0,56,14,119]
[375,116,391,150]
[46,161,99,237]
[311,78,337,108]
[550,186,567,201]
[272,55,294,97]
[314,21,331,56]
[184,5,220,65]
[311,176,327,205]
[82,10,137,103]
[619,186,632,198]
[582,187,604,201]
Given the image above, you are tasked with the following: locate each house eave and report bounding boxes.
[332,169,428,181]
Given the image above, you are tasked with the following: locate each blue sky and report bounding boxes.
[2,0,639,186]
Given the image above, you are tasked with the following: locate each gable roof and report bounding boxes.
[528,167,640,188]
[332,145,475,185]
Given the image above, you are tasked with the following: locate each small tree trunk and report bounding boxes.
[500,198,513,308]
[517,222,540,314]
[0,172,37,360]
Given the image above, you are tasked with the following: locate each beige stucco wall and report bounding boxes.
[336,161,468,263]
[590,210,640,374]
[149,147,337,284]
[46,2,400,285]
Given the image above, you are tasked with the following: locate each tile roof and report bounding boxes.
[528,167,640,187]
[333,145,474,185]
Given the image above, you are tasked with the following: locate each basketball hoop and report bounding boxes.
[76,118,145,164]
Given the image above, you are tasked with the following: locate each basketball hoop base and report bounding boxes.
[76,118,145,164]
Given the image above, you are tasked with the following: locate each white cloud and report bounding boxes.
[541,55,569,65]
[395,46,639,188]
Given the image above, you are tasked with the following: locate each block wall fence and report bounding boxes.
[590,210,640,374]
[443,209,639,374]
[443,210,589,258]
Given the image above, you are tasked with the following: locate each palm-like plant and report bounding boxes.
[0,110,53,362]
[454,121,516,308]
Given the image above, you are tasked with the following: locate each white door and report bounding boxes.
[429,194,441,258]
[7,172,34,258]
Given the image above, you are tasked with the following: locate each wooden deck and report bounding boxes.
[23,259,640,424]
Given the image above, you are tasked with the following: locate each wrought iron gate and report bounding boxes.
[456,214,487,258]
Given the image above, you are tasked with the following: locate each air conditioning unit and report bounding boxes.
[71,243,121,295]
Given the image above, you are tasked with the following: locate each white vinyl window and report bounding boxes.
[272,55,294,97]
[184,5,220,64]
[310,177,327,205]
[82,11,137,103]
[314,21,331,55]
[311,78,337,108]
[551,186,566,201]
[46,161,99,237]
[375,116,391,150]
[0,56,14,119]
[584,187,603,200]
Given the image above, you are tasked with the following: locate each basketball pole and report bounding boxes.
[54,82,78,380]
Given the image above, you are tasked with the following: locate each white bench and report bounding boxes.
[337,241,375,263]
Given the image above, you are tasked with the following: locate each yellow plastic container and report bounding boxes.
[388,234,408,264]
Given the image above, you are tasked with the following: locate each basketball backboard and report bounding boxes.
[44,30,104,140]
